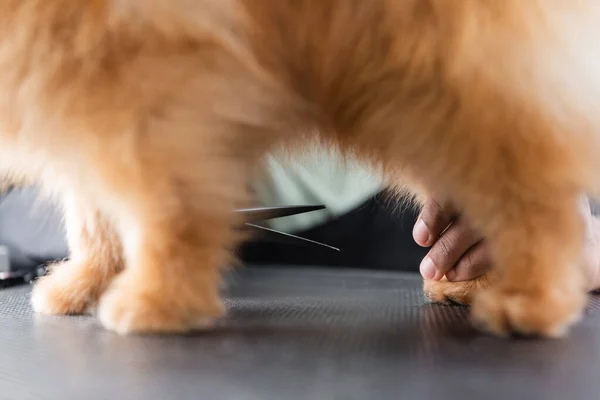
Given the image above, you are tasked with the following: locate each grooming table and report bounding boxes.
[0,267,599,400]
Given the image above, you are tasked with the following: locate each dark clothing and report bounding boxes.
[239,192,427,271]
[3,187,599,273]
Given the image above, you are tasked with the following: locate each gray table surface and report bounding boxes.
[0,267,599,400]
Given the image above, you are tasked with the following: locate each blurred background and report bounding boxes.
[0,147,426,280]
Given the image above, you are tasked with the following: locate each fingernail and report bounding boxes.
[413,219,431,246]
[420,256,436,280]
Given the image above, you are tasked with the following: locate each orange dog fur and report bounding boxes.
[1,0,600,337]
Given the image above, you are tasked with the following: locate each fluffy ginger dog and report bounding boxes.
[1,0,600,337]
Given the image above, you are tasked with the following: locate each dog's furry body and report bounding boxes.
[1,0,600,336]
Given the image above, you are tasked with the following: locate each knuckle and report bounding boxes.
[459,245,492,278]
[460,250,477,270]
[437,236,455,257]
[432,236,458,267]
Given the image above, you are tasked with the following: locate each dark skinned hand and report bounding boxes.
[413,197,600,291]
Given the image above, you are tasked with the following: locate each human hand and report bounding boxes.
[580,198,600,292]
[413,199,488,283]
[413,197,600,291]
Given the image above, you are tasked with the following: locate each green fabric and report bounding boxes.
[252,149,383,233]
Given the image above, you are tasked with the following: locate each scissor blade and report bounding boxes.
[235,205,326,223]
[244,223,340,252]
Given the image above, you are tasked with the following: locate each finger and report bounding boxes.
[445,241,492,282]
[583,216,600,291]
[413,199,457,247]
[578,195,595,245]
[419,217,481,280]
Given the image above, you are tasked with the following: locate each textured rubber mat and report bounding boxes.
[0,267,599,400]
